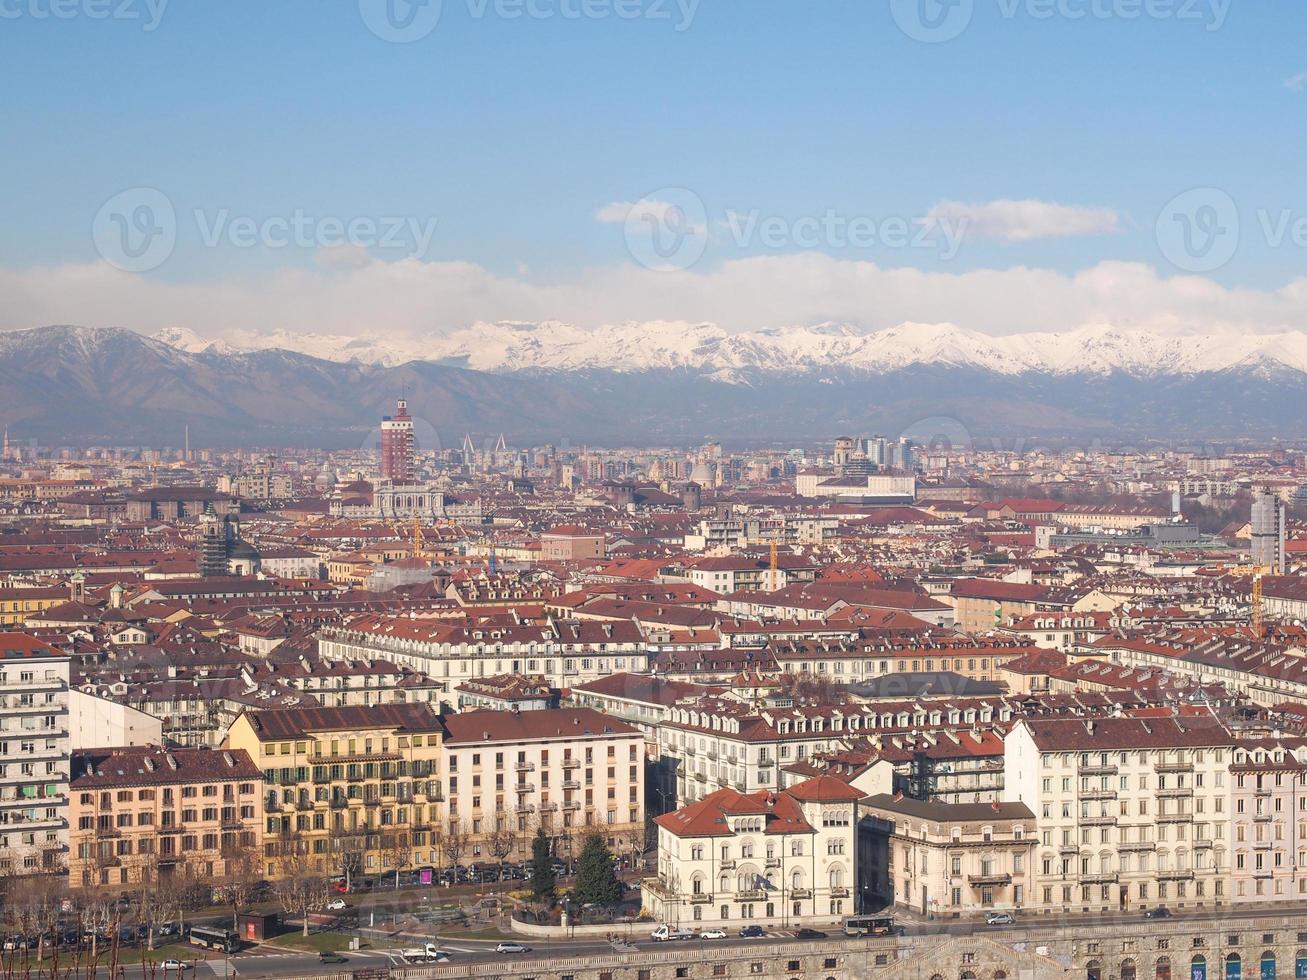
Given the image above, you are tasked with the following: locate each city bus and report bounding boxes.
[842,915,899,937]
[188,926,237,954]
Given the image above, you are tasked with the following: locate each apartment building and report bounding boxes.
[644,776,862,928]
[223,704,444,879]
[68,746,263,889]
[860,794,1037,915]
[441,707,645,862]
[1228,739,1307,903]
[317,616,649,689]
[0,632,70,878]
[1004,717,1236,914]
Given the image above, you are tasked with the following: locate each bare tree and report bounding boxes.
[382,830,416,890]
[273,848,332,937]
[2,872,65,970]
[217,833,264,933]
[439,817,470,881]
[487,809,519,867]
[332,831,366,893]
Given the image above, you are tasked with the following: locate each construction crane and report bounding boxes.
[1251,564,1270,638]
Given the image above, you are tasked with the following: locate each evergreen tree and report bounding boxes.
[572,832,622,908]
[530,827,556,899]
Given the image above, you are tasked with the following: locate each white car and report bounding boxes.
[495,942,531,953]
[326,899,348,911]
[159,961,191,972]
[699,929,726,940]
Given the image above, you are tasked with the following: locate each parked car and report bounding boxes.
[159,961,191,972]
[495,942,531,954]
[796,928,827,940]
[985,911,1015,926]
[326,899,348,911]
[699,929,726,940]
[739,925,766,938]
[1144,906,1172,919]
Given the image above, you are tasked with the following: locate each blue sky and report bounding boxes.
[2,0,1306,339]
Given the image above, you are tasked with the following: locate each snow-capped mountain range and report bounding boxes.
[151,321,1307,380]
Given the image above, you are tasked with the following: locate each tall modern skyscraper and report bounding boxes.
[380,397,415,483]
[1251,486,1287,574]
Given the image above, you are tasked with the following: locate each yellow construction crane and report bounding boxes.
[1251,564,1270,638]
[411,515,424,558]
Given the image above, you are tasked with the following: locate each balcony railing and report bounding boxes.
[1118,840,1156,852]
[1157,788,1193,798]
[790,887,812,899]
[1078,764,1118,777]
[829,887,850,898]
[967,873,1011,887]
[1079,873,1118,885]
[688,893,713,904]
[735,889,767,902]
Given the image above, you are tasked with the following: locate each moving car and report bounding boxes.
[796,928,827,940]
[401,944,446,963]
[159,961,191,972]
[326,898,348,911]
[495,942,531,954]
[319,952,348,964]
[985,911,1015,926]
[739,925,766,938]
[651,924,696,942]
[1144,906,1172,919]
[699,929,726,940]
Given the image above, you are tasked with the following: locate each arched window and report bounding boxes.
[1225,953,1241,980]
[1192,954,1207,980]
[829,866,844,889]
[1259,951,1276,980]
[1156,955,1171,980]
[1121,959,1137,980]
[1087,961,1102,980]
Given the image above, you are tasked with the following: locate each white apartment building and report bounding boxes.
[0,633,71,877]
[644,776,862,928]
[441,707,646,862]
[1004,716,1236,914]
[318,616,648,689]
[658,699,862,807]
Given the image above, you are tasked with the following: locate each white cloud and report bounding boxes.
[2,253,1306,346]
[1285,72,1307,92]
[927,198,1122,242]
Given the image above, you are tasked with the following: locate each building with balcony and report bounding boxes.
[1004,716,1237,914]
[67,746,262,889]
[440,707,644,864]
[0,632,70,878]
[645,775,861,929]
[223,703,444,880]
[859,794,1036,916]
